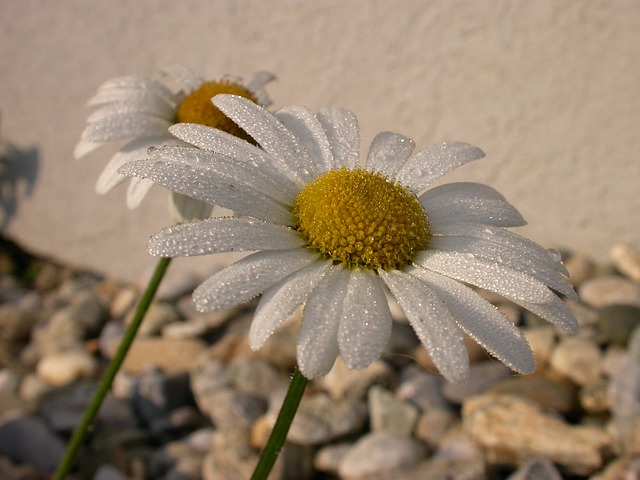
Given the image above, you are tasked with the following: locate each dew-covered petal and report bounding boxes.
[408,267,536,374]
[213,95,316,183]
[276,106,334,176]
[428,235,577,300]
[87,76,177,107]
[365,132,415,178]
[298,266,350,379]
[338,270,392,370]
[126,177,154,209]
[517,296,579,334]
[150,139,299,205]
[430,222,569,276]
[249,261,332,350]
[317,107,360,169]
[81,112,171,143]
[414,250,560,304]
[380,270,469,383]
[119,158,294,225]
[95,136,171,194]
[148,217,305,257]
[86,97,175,122]
[420,182,526,227]
[395,142,485,193]
[192,248,318,312]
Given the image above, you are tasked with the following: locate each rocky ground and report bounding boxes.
[1,234,640,480]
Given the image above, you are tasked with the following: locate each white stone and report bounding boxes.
[36,349,98,387]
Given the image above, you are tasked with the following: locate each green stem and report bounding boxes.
[251,369,308,480]
[53,257,172,480]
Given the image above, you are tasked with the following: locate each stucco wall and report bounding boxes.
[1,0,638,282]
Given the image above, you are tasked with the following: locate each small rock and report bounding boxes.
[463,393,611,475]
[36,348,98,387]
[580,379,611,415]
[611,243,640,282]
[506,457,563,480]
[579,275,640,308]
[487,373,578,414]
[110,287,138,319]
[337,432,426,479]
[549,336,603,386]
[121,338,207,374]
[98,320,125,359]
[226,356,289,399]
[201,387,266,431]
[270,392,367,445]
[414,408,458,448]
[443,361,512,404]
[126,301,179,337]
[0,369,24,412]
[368,385,419,435]
[18,372,54,404]
[0,304,37,343]
[0,412,66,473]
[314,443,352,475]
[597,304,640,345]
[93,464,132,480]
[131,368,192,426]
[522,327,556,367]
[564,252,596,287]
[603,344,628,377]
[396,365,449,412]
[317,357,395,400]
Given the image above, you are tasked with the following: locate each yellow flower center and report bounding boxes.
[176,81,257,141]
[293,167,431,270]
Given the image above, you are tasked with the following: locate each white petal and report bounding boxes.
[169,191,213,223]
[408,267,536,374]
[428,235,577,299]
[338,270,392,370]
[119,158,294,225]
[148,217,305,257]
[298,267,350,379]
[88,76,177,107]
[395,142,485,193]
[169,123,301,201]
[249,261,332,350]
[420,182,526,227]
[414,250,559,304]
[275,106,334,176]
[150,140,298,205]
[86,98,175,122]
[380,270,469,383]
[213,95,317,183]
[81,113,171,143]
[430,222,569,275]
[162,64,203,92]
[245,71,276,98]
[317,107,360,169]
[192,248,318,312]
[74,140,103,159]
[95,136,171,194]
[365,132,415,177]
[517,296,579,334]
[126,177,154,208]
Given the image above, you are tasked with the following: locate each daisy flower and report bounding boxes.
[120,95,578,383]
[75,65,275,221]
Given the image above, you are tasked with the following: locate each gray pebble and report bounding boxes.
[368,385,419,435]
[549,336,603,386]
[597,304,640,345]
[611,243,640,282]
[579,275,640,308]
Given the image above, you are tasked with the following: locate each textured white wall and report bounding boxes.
[1,0,638,282]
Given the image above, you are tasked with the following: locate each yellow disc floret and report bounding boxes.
[293,167,431,270]
[176,81,257,141]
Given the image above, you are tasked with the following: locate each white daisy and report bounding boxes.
[119,94,578,383]
[75,65,275,221]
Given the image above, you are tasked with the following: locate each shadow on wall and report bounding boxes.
[0,140,39,230]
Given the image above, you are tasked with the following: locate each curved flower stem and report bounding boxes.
[53,257,172,480]
[251,369,308,480]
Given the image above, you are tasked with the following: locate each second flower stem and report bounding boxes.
[53,257,172,480]
[251,369,308,480]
